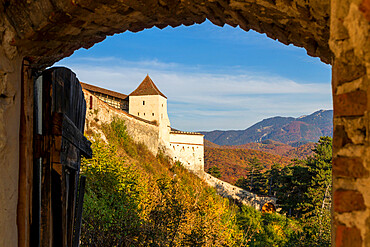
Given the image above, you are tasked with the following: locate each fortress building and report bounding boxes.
[81,75,204,173]
[81,75,275,210]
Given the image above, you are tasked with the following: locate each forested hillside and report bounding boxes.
[205,139,315,159]
[81,118,332,246]
[204,147,292,184]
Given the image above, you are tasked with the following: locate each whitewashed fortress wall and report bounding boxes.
[129,95,170,127]
[129,94,171,145]
[169,131,204,173]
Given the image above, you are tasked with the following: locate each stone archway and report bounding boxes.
[4,0,331,67]
[0,0,369,246]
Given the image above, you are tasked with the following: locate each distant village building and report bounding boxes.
[81,75,204,173]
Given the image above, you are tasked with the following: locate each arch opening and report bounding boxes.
[58,16,332,245]
[2,0,370,246]
[4,0,331,68]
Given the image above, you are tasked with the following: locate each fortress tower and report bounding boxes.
[128,75,171,128]
[81,76,204,173]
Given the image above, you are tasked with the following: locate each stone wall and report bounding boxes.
[169,132,204,173]
[1,0,370,245]
[0,13,23,247]
[330,0,370,246]
[84,90,161,155]
[200,172,276,210]
[3,0,331,68]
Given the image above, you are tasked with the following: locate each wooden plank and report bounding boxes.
[52,133,80,171]
[37,67,90,247]
[61,166,69,247]
[73,176,86,247]
[31,74,43,247]
[40,71,53,247]
[18,59,34,247]
[61,139,80,171]
[67,171,78,247]
[51,166,63,247]
[52,112,92,158]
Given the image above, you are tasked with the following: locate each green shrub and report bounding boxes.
[80,141,143,246]
[81,118,243,246]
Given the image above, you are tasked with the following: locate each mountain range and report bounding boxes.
[201,110,333,146]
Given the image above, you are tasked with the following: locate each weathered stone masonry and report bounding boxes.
[0,0,370,246]
[200,172,276,210]
[330,0,370,245]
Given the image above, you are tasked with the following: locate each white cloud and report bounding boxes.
[56,57,332,131]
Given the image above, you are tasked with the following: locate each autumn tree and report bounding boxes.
[207,165,222,178]
[276,137,332,246]
[81,118,244,246]
[235,158,267,195]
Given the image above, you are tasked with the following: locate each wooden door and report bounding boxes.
[32,67,92,247]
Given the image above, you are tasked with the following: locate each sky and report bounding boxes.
[56,20,332,132]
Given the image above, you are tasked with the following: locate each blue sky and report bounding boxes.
[56,20,332,131]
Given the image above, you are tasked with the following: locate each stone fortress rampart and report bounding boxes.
[169,130,204,172]
[200,172,276,210]
[84,89,162,155]
[82,80,276,211]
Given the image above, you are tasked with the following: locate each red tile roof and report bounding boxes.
[82,89,158,126]
[129,75,167,98]
[80,82,128,100]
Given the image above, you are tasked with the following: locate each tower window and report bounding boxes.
[152,113,154,116]
[162,104,163,107]
[143,101,145,105]
[144,113,145,116]
[138,112,139,116]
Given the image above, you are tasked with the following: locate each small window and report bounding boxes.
[89,95,93,109]
[162,104,163,107]
[143,101,145,105]
[144,113,145,116]
[138,112,140,116]
[152,113,154,116]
